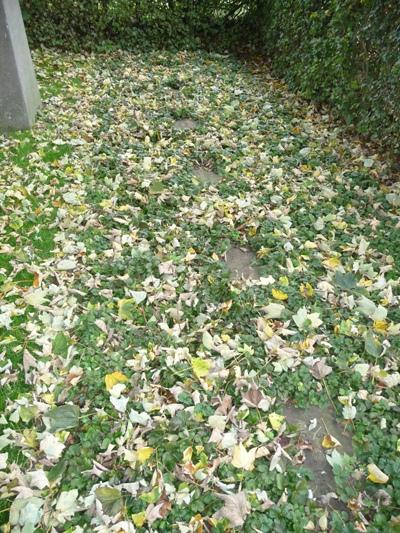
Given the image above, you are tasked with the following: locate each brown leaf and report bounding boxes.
[243,384,272,411]
[215,394,232,416]
[213,492,251,527]
[242,385,263,408]
[310,360,333,380]
[146,495,171,524]
[33,272,41,288]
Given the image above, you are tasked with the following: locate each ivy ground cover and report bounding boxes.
[0,49,400,532]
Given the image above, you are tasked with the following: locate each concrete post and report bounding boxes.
[0,0,41,132]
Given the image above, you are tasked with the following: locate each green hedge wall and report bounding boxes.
[245,0,400,158]
[21,0,247,50]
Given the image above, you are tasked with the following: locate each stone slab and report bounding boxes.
[173,118,198,131]
[284,405,353,501]
[193,166,222,185]
[0,0,41,132]
[225,246,260,280]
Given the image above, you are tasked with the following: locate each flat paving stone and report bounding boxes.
[193,166,222,185]
[225,246,260,280]
[284,405,353,502]
[173,118,198,130]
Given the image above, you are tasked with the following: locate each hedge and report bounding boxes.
[243,0,400,158]
[20,0,248,50]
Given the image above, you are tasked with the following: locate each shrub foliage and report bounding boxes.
[21,0,248,50]
[244,0,400,157]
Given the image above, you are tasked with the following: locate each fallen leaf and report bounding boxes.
[132,511,146,527]
[105,371,129,391]
[95,487,123,515]
[268,412,285,431]
[55,489,79,523]
[213,492,251,527]
[322,434,341,449]
[243,385,271,411]
[310,360,332,380]
[24,289,47,307]
[231,443,256,470]
[118,299,137,320]
[202,330,214,350]
[40,433,65,461]
[192,357,212,379]
[272,288,288,301]
[56,259,77,271]
[367,464,389,484]
[47,405,80,432]
[137,447,154,463]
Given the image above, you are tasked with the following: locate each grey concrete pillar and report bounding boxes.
[0,0,41,132]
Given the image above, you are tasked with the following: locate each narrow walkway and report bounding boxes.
[0,49,399,532]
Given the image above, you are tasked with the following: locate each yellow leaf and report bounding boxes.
[359,278,373,287]
[257,247,271,259]
[367,464,389,484]
[220,300,232,313]
[132,512,146,527]
[105,371,128,391]
[322,434,341,449]
[272,288,288,301]
[279,276,289,286]
[323,257,341,270]
[231,443,256,470]
[42,393,55,405]
[23,429,38,449]
[137,447,154,463]
[248,226,257,237]
[269,413,285,431]
[183,447,193,463]
[191,358,212,379]
[300,282,314,298]
[373,320,388,333]
[118,298,136,320]
[304,241,318,249]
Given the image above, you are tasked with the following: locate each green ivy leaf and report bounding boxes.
[139,486,161,504]
[334,272,357,290]
[47,460,67,483]
[95,487,123,515]
[52,332,69,356]
[47,405,80,432]
[364,331,381,357]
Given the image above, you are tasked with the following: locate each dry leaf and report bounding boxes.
[213,492,251,527]
[310,360,332,380]
[322,434,341,449]
[231,443,256,470]
[367,464,389,484]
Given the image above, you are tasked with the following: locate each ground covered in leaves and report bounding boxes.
[0,49,400,533]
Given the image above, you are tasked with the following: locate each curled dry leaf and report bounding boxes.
[242,384,272,411]
[310,360,333,380]
[213,492,251,527]
[367,464,389,484]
